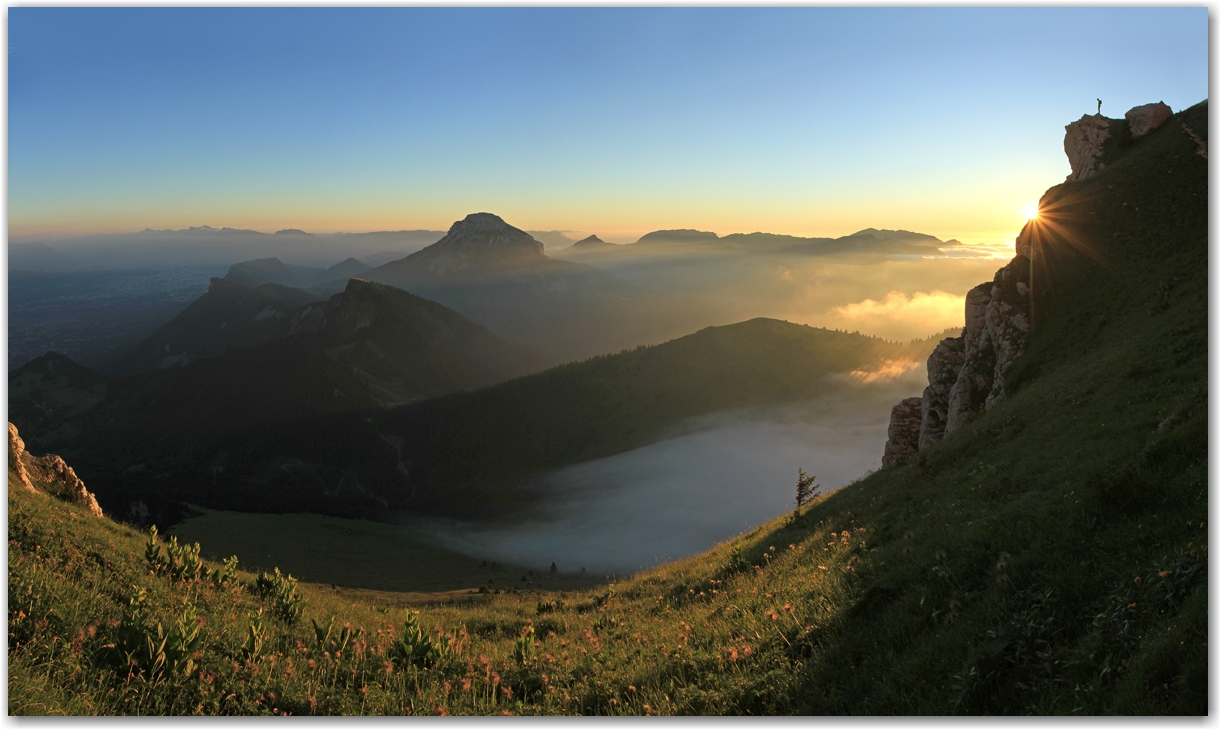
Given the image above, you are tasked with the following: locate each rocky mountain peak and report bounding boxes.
[573,234,610,247]
[427,213,544,260]
[392,212,545,276]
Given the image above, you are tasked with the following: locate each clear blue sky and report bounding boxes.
[8,7,1208,243]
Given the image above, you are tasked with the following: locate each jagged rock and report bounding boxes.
[881,250,1033,466]
[1125,102,1172,139]
[944,331,995,434]
[9,423,38,493]
[919,336,964,450]
[942,256,1032,433]
[1064,114,1115,182]
[882,397,923,468]
[8,422,104,517]
[982,256,1032,412]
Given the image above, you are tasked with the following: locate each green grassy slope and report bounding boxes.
[8,101,1206,715]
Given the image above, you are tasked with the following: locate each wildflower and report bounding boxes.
[382,661,392,675]
[501,685,513,700]
[644,705,653,714]
[783,603,795,614]
[726,647,739,661]
[765,609,779,621]
[742,645,753,657]
[628,685,636,693]
[435,706,449,716]
[460,679,472,691]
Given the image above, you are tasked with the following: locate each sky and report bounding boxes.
[8,7,1209,245]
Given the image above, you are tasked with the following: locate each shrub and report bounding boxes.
[390,610,450,669]
[253,568,305,623]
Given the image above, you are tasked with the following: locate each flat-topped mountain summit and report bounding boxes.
[362,213,717,365]
[400,213,545,273]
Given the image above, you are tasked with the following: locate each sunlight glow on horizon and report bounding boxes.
[8,8,1206,245]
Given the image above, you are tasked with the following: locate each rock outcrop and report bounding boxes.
[880,253,1032,467]
[9,423,39,493]
[9,422,104,517]
[881,398,923,468]
[1065,102,1177,182]
[1064,114,1116,182]
[882,102,1177,467]
[1125,102,1172,139]
[918,336,965,450]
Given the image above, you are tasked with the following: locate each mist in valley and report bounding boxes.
[554,244,1003,342]
[397,364,928,575]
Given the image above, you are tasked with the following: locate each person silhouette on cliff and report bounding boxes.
[1097,98,1102,115]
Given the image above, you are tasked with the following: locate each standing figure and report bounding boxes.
[1097,98,1102,115]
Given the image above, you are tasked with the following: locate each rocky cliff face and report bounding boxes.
[882,102,1173,467]
[882,397,923,468]
[918,336,964,450]
[9,422,104,517]
[881,254,1032,467]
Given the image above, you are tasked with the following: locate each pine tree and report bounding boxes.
[796,468,820,510]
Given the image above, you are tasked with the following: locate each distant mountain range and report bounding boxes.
[559,227,950,257]
[361,213,720,366]
[9,228,447,272]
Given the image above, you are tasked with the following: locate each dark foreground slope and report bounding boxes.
[8,102,1207,716]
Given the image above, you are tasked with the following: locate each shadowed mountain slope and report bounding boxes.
[9,279,544,517]
[370,319,942,517]
[109,278,327,375]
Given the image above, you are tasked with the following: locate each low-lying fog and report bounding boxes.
[400,367,927,575]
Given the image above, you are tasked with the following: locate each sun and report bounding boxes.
[1022,203,1041,221]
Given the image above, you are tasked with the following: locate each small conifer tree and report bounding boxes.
[796,468,820,509]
